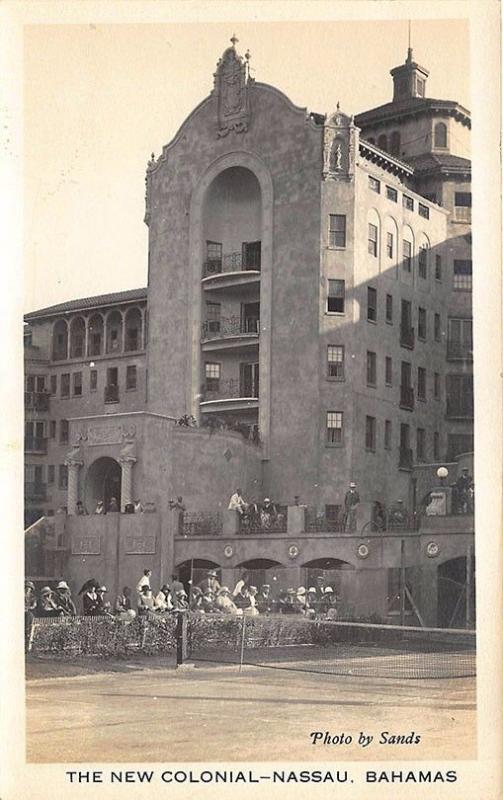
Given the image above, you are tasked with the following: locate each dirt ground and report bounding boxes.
[26,658,476,763]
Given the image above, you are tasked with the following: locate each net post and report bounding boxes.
[176,611,188,666]
[238,613,247,672]
[400,538,406,627]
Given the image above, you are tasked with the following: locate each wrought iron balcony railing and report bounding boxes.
[25,481,47,500]
[398,446,413,470]
[180,512,223,537]
[24,436,48,454]
[400,325,415,349]
[202,378,259,402]
[24,391,50,411]
[305,508,345,533]
[201,315,260,341]
[203,249,261,278]
[238,505,287,534]
[399,385,415,411]
[446,340,473,360]
[104,385,120,403]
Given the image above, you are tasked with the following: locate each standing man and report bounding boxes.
[136,568,152,595]
[344,482,360,532]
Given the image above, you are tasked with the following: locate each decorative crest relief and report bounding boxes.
[323,107,359,182]
[213,35,252,138]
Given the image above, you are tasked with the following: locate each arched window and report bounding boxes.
[52,319,68,361]
[390,131,401,156]
[88,313,104,356]
[434,122,447,148]
[69,317,85,359]
[106,310,123,354]
[377,134,388,152]
[124,307,143,352]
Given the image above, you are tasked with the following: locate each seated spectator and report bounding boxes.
[94,500,105,515]
[234,585,252,614]
[198,569,221,594]
[455,468,474,513]
[124,502,135,514]
[201,588,218,613]
[305,587,319,618]
[137,585,155,616]
[82,582,100,616]
[169,496,186,512]
[155,584,173,612]
[260,498,277,529]
[76,501,88,516]
[244,585,259,617]
[215,586,240,615]
[175,589,189,610]
[244,498,260,530]
[388,500,408,528]
[319,586,336,615]
[232,571,250,597]
[256,584,272,615]
[115,586,136,621]
[189,586,205,614]
[228,487,247,516]
[108,496,119,513]
[279,588,301,614]
[372,500,386,531]
[95,586,113,616]
[136,568,152,595]
[54,580,77,616]
[134,499,144,513]
[295,586,307,614]
[37,586,64,618]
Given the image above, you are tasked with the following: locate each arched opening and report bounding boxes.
[176,558,221,594]
[85,456,121,513]
[434,122,447,148]
[235,558,283,591]
[52,319,68,361]
[125,307,143,352]
[69,316,86,359]
[438,556,475,628]
[88,313,104,357]
[106,310,123,354]
[390,131,401,156]
[377,133,388,152]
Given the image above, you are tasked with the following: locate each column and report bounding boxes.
[119,457,136,511]
[66,321,72,360]
[66,460,82,515]
[84,317,90,358]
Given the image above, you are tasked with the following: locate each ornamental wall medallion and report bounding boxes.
[288,544,299,559]
[357,543,370,559]
[213,37,252,138]
[224,545,233,558]
[426,541,440,558]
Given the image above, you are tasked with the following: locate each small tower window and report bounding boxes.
[434,122,447,148]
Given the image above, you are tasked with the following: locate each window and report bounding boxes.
[366,351,377,386]
[369,176,381,193]
[61,373,70,398]
[205,362,221,391]
[390,131,401,156]
[60,419,69,444]
[73,371,82,396]
[417,428,426,461]
[402,240,412,272]
[365,416,376,452]
[448,318,473,359]
[90,332,102,356]
[446,374,474,418]
[435,254,442,281]
[367,287,377,322]
[206,302,221,332]
[377,134,387,151]
[327,279,345,313]
[48,465,55,484]
[386,186,398,202]
[26,376,35,393]
[384,420,392,450]
[403,195,414,211]
[418,308,427,340]
[455,192,471,207]
[434,372,440,400]
[385,294,393,323]
[49,420,56,439]
[434,313,441,342]
[386,232,394,259]
[454,260,472,290]
[242,241,261,269]
[50,375,57,395]
[417,77,426,97]
[418,203,429,219]
[417,367,426,401]
[327,345,344,380]
[433,432,440,461]
[326,411,343,446]
[126,365,137,390]
[110,327,120,351]
[24,329,33,347]
[90,370,97,391]
[368,223,378,257]
[434,122,447,148]
[418,245,428,279]
[328,215,346,248]
[447,433,474,462]
[385,356,392,386]
[58,464,68,490]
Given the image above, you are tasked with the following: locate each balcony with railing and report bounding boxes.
[447,340,473,361]
[104,385,120,403]
[200,378,259,413]
[305,508,345,533]
[398,446,413,470]
[24,436,48,454]
[399,385,414,411]
[181,512,223,537]
[201,315,260,350]
[25,482,47,500]
[24,391,50,411]
[400,325,415,349]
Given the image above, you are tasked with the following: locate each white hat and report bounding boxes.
[324,586,334,593]
[264,497,271,503]
[349,482,357,488]
[308,587,317,593]
[56,580,69,590]
[98,585,108,592]
[297,586,306,595]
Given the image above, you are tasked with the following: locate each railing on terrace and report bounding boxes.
[24,482,47,500]
[305,508,345,533]
[203,250,261,278]
[238,506,288,535]
[400,325,415,349]
[446,340,473,360]
[104,384,120,403]
[24,436,48,454]
[398,446,413,470]
[201,315,260,340]
[181,512,223,537]
[24,391,50,411]
[399,386,415,411]
[202,378,259,402]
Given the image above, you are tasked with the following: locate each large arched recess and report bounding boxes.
[85,457,121,512]
[176,558,221,594]
[188,151,274,455]
[235,558,284,592]
[302,557,355,595]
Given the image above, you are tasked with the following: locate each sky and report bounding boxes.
[23,16,470,312]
